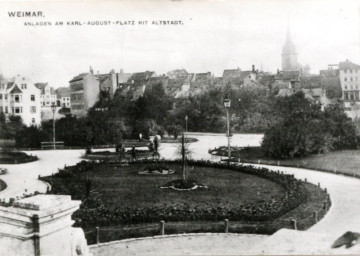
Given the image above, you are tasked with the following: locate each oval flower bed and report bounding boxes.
[42,159,308,227]
[160,179,208,190]
[138,164,175,175]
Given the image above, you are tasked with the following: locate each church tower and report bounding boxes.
[282,26,298,71]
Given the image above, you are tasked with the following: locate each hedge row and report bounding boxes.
[0,151,38,164]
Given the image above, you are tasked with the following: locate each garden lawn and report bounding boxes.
[49,163,285,211]
[240,148,360,176]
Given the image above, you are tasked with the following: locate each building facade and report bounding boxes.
[56,87,71,108]
[34,83,57,107]
[339,60,360,108]
[69,68,100,117]
[0,75,41,126]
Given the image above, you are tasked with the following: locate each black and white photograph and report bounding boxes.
[0,0,360,255]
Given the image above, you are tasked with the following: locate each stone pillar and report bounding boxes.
[0,195,89,256]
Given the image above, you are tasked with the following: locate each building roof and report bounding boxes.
[128,71,155,83]
[117,72,131,83]
[339,60,360,70]
[34,82,56,94]
[6,82,14,89]
[239,71,253,81]
[96,74,110,85]
[277,88,296,97]
[166,69,189,79]
[300,75,321,88]
[194,72,211,82]
[223,69,241,78]
[302,88,323,98]
[167,78,186,95]
[34,82,47,91]
[69,73,89,83]
[275,71,301,80]
[9,85,22,94]
[56,87,70,98]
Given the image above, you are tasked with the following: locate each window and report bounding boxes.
[31,95,35,101]
[345,86,348,89]
[30,106,36,113]
[46,102,49,105]
[0,94,2,100]
[5,106,8,113]
[4,94,7,100]
[351,77,353,81]
[31,118,35,124]
[14,95,20,102]
[14,107,22,114]
[21,84,27,89]
[345,78,347,81]
[350,69,353,73]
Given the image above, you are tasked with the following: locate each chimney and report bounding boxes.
[252,65,255,72]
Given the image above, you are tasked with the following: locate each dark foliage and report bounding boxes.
[261,92,358,159]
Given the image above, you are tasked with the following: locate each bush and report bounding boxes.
[0,151,38,164]
[261,93,358,159]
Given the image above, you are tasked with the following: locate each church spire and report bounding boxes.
[282,22,298,71]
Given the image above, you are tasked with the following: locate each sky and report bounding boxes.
[0,0,359,88]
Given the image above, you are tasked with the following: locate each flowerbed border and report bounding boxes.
[42,159,308,227]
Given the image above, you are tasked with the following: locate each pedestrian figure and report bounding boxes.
[148,141,154,152]
[116,142,123,153]
[131,145,136,161]
[154,136,159,152]
[139,133,143,142]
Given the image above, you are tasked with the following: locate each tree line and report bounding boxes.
[1,84,359,159]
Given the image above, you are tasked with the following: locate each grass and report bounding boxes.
[57,163,285,210]
[81,180,328,244]
[0,179,7,192]
[44,162,329,243]
[237,148,360,177]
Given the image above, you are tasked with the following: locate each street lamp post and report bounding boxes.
[223,98,231,162]
[51,103,56,150]
[185,115,188,133]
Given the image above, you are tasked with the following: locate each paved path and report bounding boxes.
[1,134,360,254]
[0,149,84,200]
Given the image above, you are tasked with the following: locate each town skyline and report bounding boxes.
[0,0,359,88]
